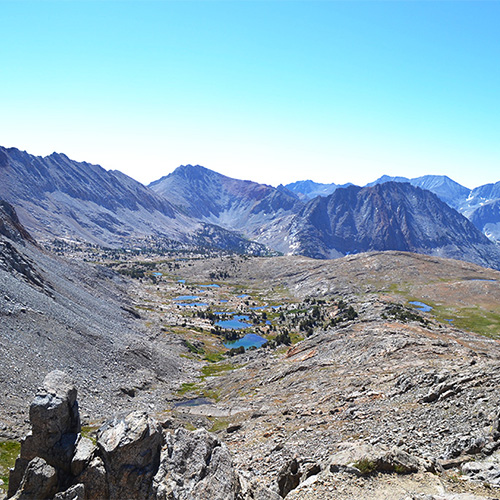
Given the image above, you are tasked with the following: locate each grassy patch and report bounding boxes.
[208,417,229,433]
[201,363,234,378]
[203,352,225,363]
[177,382,199,396]
[185,341,204,355]
[175,382,220,402]
[202,388,221,401]
[447,308,500,338]
[0,440,20,493]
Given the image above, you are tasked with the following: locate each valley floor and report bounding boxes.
[4,248,500,498]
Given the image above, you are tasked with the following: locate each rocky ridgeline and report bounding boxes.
[7,370,279,500]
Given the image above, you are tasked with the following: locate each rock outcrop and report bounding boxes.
[7,371,278,500]
[153,427,241,500]
[97,411,162,499]
[8,370,80,496]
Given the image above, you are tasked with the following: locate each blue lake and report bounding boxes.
[177,279,186,283]
[200,284,220,288]
[250,306,267,310]
[216,315,252,329]
[409,301,433,312]
[153,272,163,277]
[220,299,228,303]
[176,302,208,307]
[224,333,267,350]
[237,294,249,298]
[175,295,200,301]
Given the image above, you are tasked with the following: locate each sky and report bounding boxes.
[1,1,499,189]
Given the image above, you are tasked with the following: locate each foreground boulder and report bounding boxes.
[8,371,278,500]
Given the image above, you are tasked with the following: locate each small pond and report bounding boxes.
[237,294,249,298]
[177,279,186,284]
[199,284,220,288]
[224,333,267,350]
[409,301,433,312]
[153,272,163,277]
[216,315,252,329]
[250,306,267,310]
[174,397,212,407]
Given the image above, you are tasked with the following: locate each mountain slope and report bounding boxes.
[0,201,198,435]
[468,199,500,243]
[287,182,500,269]
[467,181,500,208]
[0,146,198,246]
[287,174,471,210]
[149,164,301,252]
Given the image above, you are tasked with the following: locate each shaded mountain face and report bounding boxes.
[367,176,500,244]
[0,201,46,290]
[0,147,271,255]
[286,182,500,270]
[286,175,472,209]
[149,165,301,253]
[293,174,500,244]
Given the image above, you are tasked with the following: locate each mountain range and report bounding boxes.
[1,145,500,270]
[286,175,500,243]
[0,147,268,255]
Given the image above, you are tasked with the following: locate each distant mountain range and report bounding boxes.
[283,180,353,201]
[2,145,500,269]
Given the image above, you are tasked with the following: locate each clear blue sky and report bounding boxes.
[2,1,499,189]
